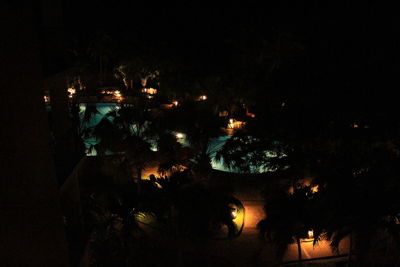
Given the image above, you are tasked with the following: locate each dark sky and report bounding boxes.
[56,2,399,72]
[38,2,400,113]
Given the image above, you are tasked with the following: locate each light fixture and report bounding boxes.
[231,209,237,219]
[301,229,315,242]
[308,230,314,239]
[67,88,76,95]
[114,90,122,97]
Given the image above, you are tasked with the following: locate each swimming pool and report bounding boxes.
[78,103,268,173]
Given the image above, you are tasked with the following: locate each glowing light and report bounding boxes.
[43,95,50,103]
[231,210,237,219]
[172,101,178,106]
[301,229,314,242]
[160,103,173,109]
[227,118,245,129]
[142,88,157,95]
[199,95,207,101]
[219,110,228,117]
[176,132,184,139]
[67,88,76,95]
[311,185,319,193]
[67,88,76,99]
[113,90,121,97]
[308,230,314,239]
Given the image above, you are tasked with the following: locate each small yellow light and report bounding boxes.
[199,95,207,100]
[231,210,237,219]
[311,185,319,193]
[176,133,184,139]
[67,88,76,95]
[308,230,314,239]
[114,90,121,97]
[172,101,178,106]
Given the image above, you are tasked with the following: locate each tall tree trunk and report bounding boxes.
[297,237,303,266]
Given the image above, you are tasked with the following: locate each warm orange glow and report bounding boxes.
[114,90,122,97]
[219,110,228,117]
[246,112,256,118]
[172,100,178,106]
[142,88,157,95]
[301,230,314,243]
[43,95,50,103]
[242,200,265,229]
[160,103,173,109]
[231,210,237,219]
[285,238,349,261]
[176,132,184,139]
[199,95,207,101]
[227,118,246,129]
[311,185,319,193]
[228,203,239,220]
[308,230,314,239]
[67,88,76,99]
[67,87,76,95]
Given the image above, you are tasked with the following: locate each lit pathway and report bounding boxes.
[205,196,350,266]
[135,170,350,266]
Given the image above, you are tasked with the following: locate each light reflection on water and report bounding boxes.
[79,103,267,173]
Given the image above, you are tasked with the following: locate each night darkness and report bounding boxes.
[1,2,400,267]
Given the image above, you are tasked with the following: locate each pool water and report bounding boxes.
[79,103,266,173]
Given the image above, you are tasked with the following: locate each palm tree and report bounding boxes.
[87,31,113,86]
[92,98,155,194]
[164,101,225,178]
[257,185,318,265]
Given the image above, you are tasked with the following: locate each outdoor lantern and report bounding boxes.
[67,87,76,98]
[301,229,315,242]
[231,209,237,219]
[308,230,314,239]
[114,90,122,97]
[229,203,238,219]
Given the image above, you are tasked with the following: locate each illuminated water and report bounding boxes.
[79,103,265,173]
